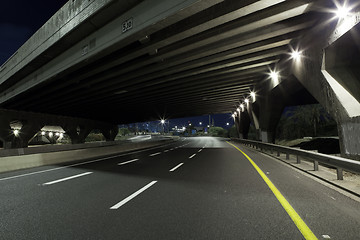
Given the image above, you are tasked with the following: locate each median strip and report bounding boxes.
[110,181,157,209]
[42,172,93,185]
[118,159,139,165]
[169,163,184,172]
[227,141,318,240]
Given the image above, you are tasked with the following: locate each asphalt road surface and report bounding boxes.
[1,137,360,240]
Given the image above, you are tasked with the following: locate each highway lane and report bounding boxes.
[1,137,360,239]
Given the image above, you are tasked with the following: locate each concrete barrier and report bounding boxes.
[0,139,175,173]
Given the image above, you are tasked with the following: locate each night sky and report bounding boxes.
[0,1,68,65]
[0,0,234,128]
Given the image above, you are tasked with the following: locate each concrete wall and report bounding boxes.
[0,138,175,173]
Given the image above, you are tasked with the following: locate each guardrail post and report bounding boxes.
[336,168,344,180]
[296,155,301,164]
[277,151,280,157]
[270,148,273,154]
[286,153,289,160]
[314,161,319,171]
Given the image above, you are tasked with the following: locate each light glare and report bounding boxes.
[336,6,350,19]
[291,50,301,61]
[250,92,256,102]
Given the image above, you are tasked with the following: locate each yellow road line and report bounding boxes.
[227,141,318,240]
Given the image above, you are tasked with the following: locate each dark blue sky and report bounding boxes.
[0,1,68,65]
[124,113,236,131]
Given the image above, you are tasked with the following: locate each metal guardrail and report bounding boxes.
[232,138,360,180]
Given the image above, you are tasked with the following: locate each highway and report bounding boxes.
[1,137,360,240]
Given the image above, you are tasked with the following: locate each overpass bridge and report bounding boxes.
[0,0,359,159]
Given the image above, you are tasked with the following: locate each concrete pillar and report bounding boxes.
[257,90,285,143]
[100,125,119,141]
[0,117,13,149]
[62,124,92,144]
[13,121,44,148]
[247,101,260,140]
[287,12,360,159]
[234,115,240,138]
[239,109,251,139]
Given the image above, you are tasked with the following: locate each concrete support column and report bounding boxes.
[258,92,285,143]
[239,109,251,139]
[14,121,44,148]
[291,46,360,159]
[0,117,13,149]
[100,125,119,141]
[234,115,240,138]
[247,101,260,140]
[62,124,92,144]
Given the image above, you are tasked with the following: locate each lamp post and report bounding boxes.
[160,119,165,134]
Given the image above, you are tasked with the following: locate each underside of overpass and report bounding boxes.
[0,0,359,159]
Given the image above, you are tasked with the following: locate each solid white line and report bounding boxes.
[149,152,161,157]
[198,149,202,153]
[110,181,157,209]
[118,159,139,165]
[189,154,196,159]
[169,163,184,172]
[42,172,93,185]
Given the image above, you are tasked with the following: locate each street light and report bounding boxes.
[160,119,165,134]
[240,104,245,112]
[291,50,302,61]
[250,92,256,102]
[270,70,279,84]
[335,4,350,19]
[199,122,202,125]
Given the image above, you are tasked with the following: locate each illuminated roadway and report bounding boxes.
[1,137,360,239]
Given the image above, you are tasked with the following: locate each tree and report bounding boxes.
[209,127,227,137]
[276,104,337,140]
[119,128,131,136]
